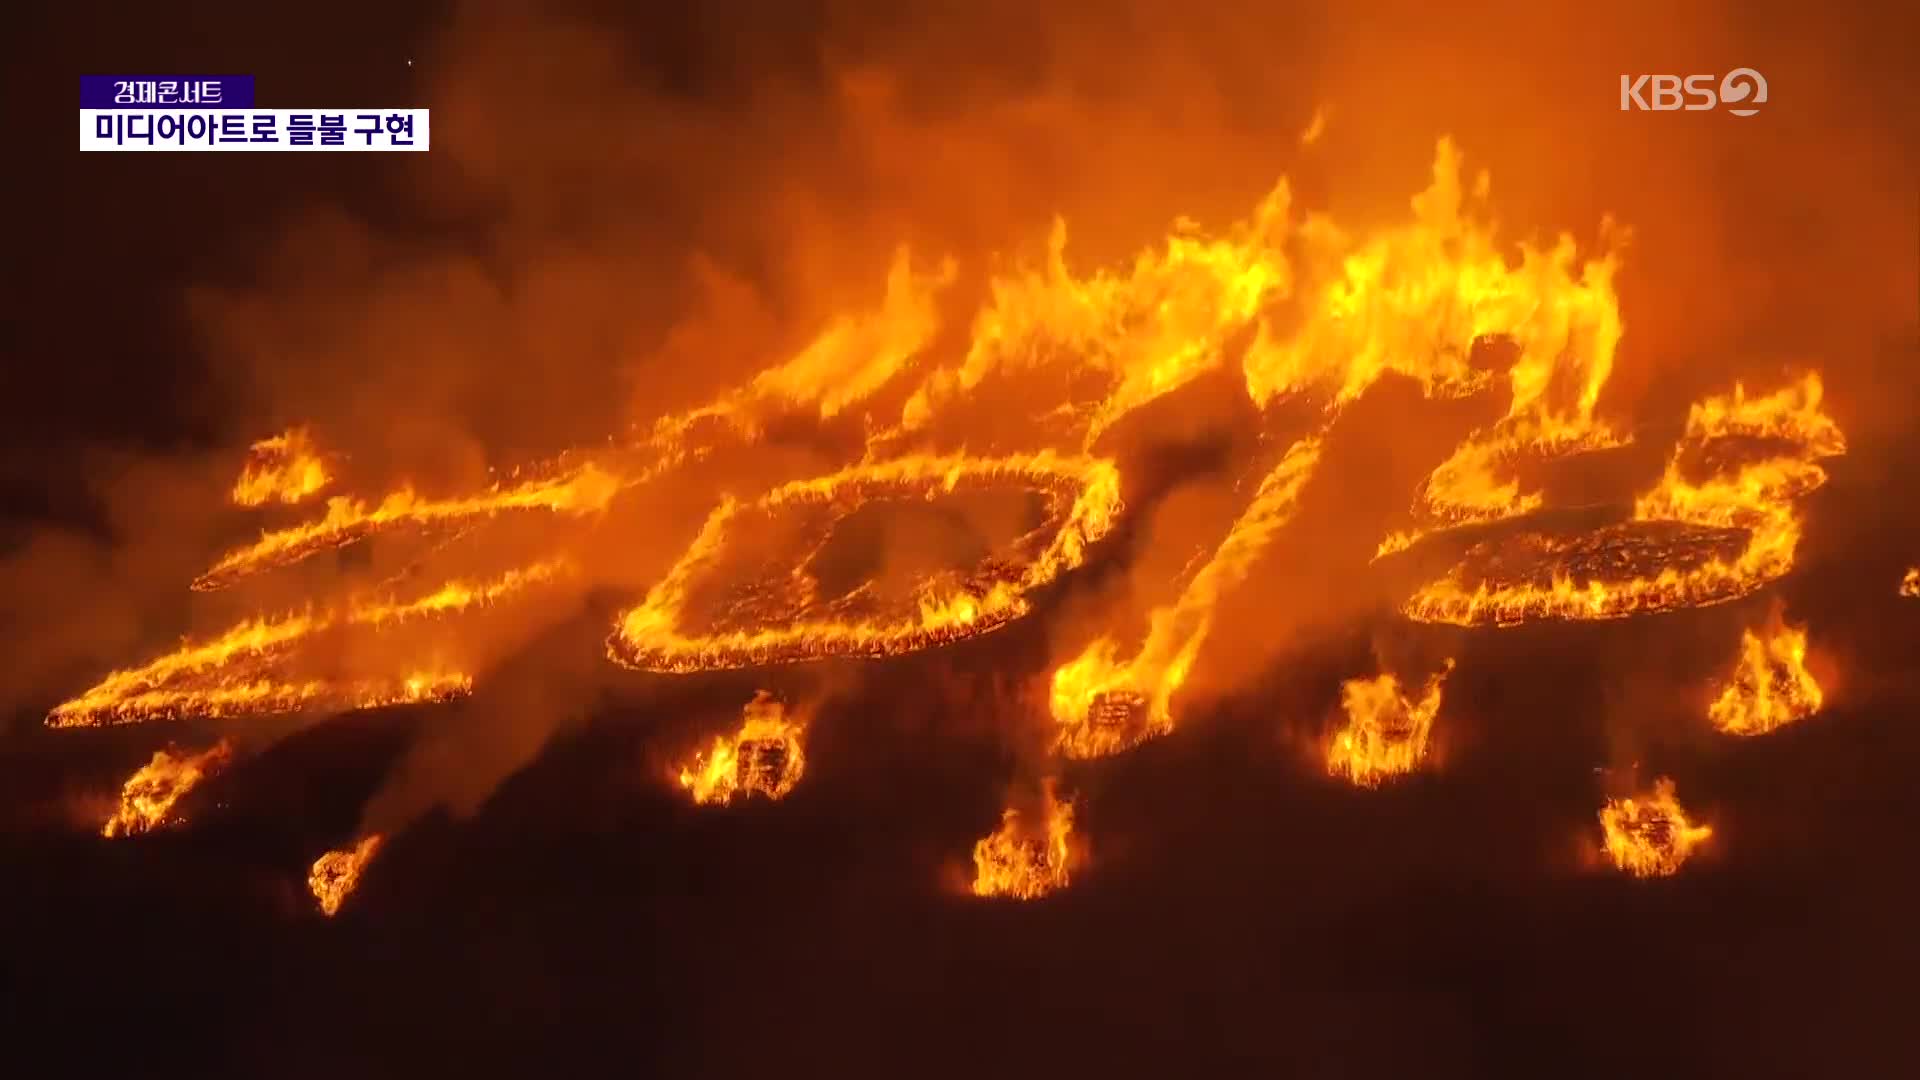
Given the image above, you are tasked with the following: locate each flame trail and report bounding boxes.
[676,692,807,805]
[1599,778,1712,877]
[48,560,568,727]
[100,739,234,837]
[609,452,1122,673]
[1050,436,1322,757]
[1327,660,1453,787]
[1708,618,1823,736]
[971,780,1077,900]
[231,427,333,507]
[309,834,384,916]
[1405,375,1846,625]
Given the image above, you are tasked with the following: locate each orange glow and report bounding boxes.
[1327,660,1452,787]
[1708,618,1823,736]
[1598,779,1712,877]
[676,692,807,805]
[100,739,234,837]
[971,780,1077,900]
[231,427,333,507]
[1901,568,1918,597]
[309,834,383,916]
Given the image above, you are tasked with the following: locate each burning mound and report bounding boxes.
[609,452,1121,673]
[1327,661,1452,787]
[1598,779,1713,877]
[676,692,807,805]
[1708,617,1823,736]
[309,835,384,917]
[101,740,234,838]
[971,782,1078,900]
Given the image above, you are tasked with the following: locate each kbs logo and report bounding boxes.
[1619,69,1768,116]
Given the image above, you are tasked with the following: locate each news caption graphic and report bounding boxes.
[79,75,429,152]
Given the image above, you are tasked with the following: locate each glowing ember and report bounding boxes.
[309,835,383,916]
[1901,568,1918,597]
[232,427,333,507]
[1598,779,1712,877]
[100,739,234,837]
[1327,660,1452,787]
[970,782,1076,900]
[609,452,1121,673]
[1708,618,1823,736]
[1405,375,1845,625]
[677,692,807,805]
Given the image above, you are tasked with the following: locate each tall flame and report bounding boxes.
[676,692,807,805]
[1326,660,1453,787]
[1708,619,1823,736]
[100,739,234,837]
[231,427,333,507]
[1598,779,1712,877]
[309,834,384,916]
[970,780,1077,900]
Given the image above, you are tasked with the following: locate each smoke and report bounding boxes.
[10,3,1912,833]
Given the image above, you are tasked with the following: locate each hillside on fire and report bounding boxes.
[4,2,1917,1076]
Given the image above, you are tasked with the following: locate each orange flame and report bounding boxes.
[231,427,334,507]
[610,452,1121,673]
[970,781,1077,900]
[1327,660,1453,787]
[1404,374,1845,625]
[100,739,234,837]
[47,560,565,727]
[676,692,807,805]
[309,834,383,916]
[1708,618,1823,736]
[1901,568,1918,597]
[1598,778,1712,877]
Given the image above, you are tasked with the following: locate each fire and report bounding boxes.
[100,739,234,837]
[970,781,1077,900]
[309,834,383,916]
[231,427,333,507]
[1327,660,1452,787]
[1051,437,1321,757]
[196,462,619,591]
[676,692,807,805]
[47,560,564,727]
[609,452,1121,673]
[1708,618,1823,736]
[1405,374,1845,625]
[1901,568,1918,597]
[1598,778,1713,877]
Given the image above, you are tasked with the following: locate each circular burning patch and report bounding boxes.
[607,452,1122,673]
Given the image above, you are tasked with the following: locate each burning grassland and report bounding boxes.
[231,427,334,507]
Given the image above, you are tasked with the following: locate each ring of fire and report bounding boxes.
[607,451,1123,673]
